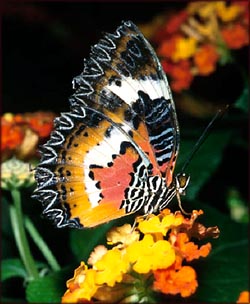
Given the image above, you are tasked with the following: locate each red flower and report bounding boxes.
[221,24,249,49]
[165,10,188,35]
[27,112,55,138]
[1,119,24,150]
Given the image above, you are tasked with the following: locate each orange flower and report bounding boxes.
[221,23,249,49]
[237,291,250,303]
[1,119,24,150]
[150,1,249,92]
[165,60,193,92]
[153,265,198,297]
[173,232,211,262]
[157,36,179,59]
[194,44,219,75]
[1,112,55,160]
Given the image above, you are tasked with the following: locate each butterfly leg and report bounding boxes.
[176,191,191,215]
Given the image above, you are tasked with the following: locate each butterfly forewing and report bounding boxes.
[33,21,180,228]
[72,21,180,180]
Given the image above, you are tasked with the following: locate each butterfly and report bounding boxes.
[32,20,190,228]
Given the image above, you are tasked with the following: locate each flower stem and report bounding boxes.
[9,188,39,280]
[24,216,61,272]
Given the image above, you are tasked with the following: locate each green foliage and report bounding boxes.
[1,259,27,281]
[26,268,72,303]
[69,223,114,263]
[234,86,249,113]
[177,130,232,201]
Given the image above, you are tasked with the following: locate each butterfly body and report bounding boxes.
[33,21,188,228]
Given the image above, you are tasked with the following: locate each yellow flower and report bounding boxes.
[62,262,98,302]
[215,2,244,22]
[172,37,197,61]
[1,157,35,190]
[94,248,129,287]
[187,2,215,18]
[126,234,175,273]
[185,3,220,42]
[138,211,183,236]
[106,223,140,248]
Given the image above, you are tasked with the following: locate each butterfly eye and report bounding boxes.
[175,173,190,195]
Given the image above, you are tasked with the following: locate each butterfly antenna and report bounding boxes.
[181,105,229,173]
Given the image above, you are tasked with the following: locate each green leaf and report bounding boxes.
[1,259,27,281]
[26,268,71,303]
[191,201,248,302]
[177,130,232,200]
[234,86,249,113]
[69,221,115,262]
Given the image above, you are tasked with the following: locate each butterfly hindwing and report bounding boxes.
[33,105,152,228]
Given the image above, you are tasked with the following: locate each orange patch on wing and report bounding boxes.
[53,119,124,225]
[76,203,126,227]
[57,146,138,227]
[92,146,139,208]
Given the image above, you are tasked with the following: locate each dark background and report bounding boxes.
[3,2,185,113]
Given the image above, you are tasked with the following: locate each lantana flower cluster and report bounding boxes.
[62,209,220,303]
[146,2,249,92]
[1,112,55,161]
[1,157,35,190]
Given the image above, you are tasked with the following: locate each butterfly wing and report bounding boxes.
[33,21,180,228]
[72,20,180,185]
[33,105,152,228]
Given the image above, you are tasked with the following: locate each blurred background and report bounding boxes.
[3,2,183,113]
[2,2,249,303]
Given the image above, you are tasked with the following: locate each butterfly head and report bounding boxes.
[175,173,190,195]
